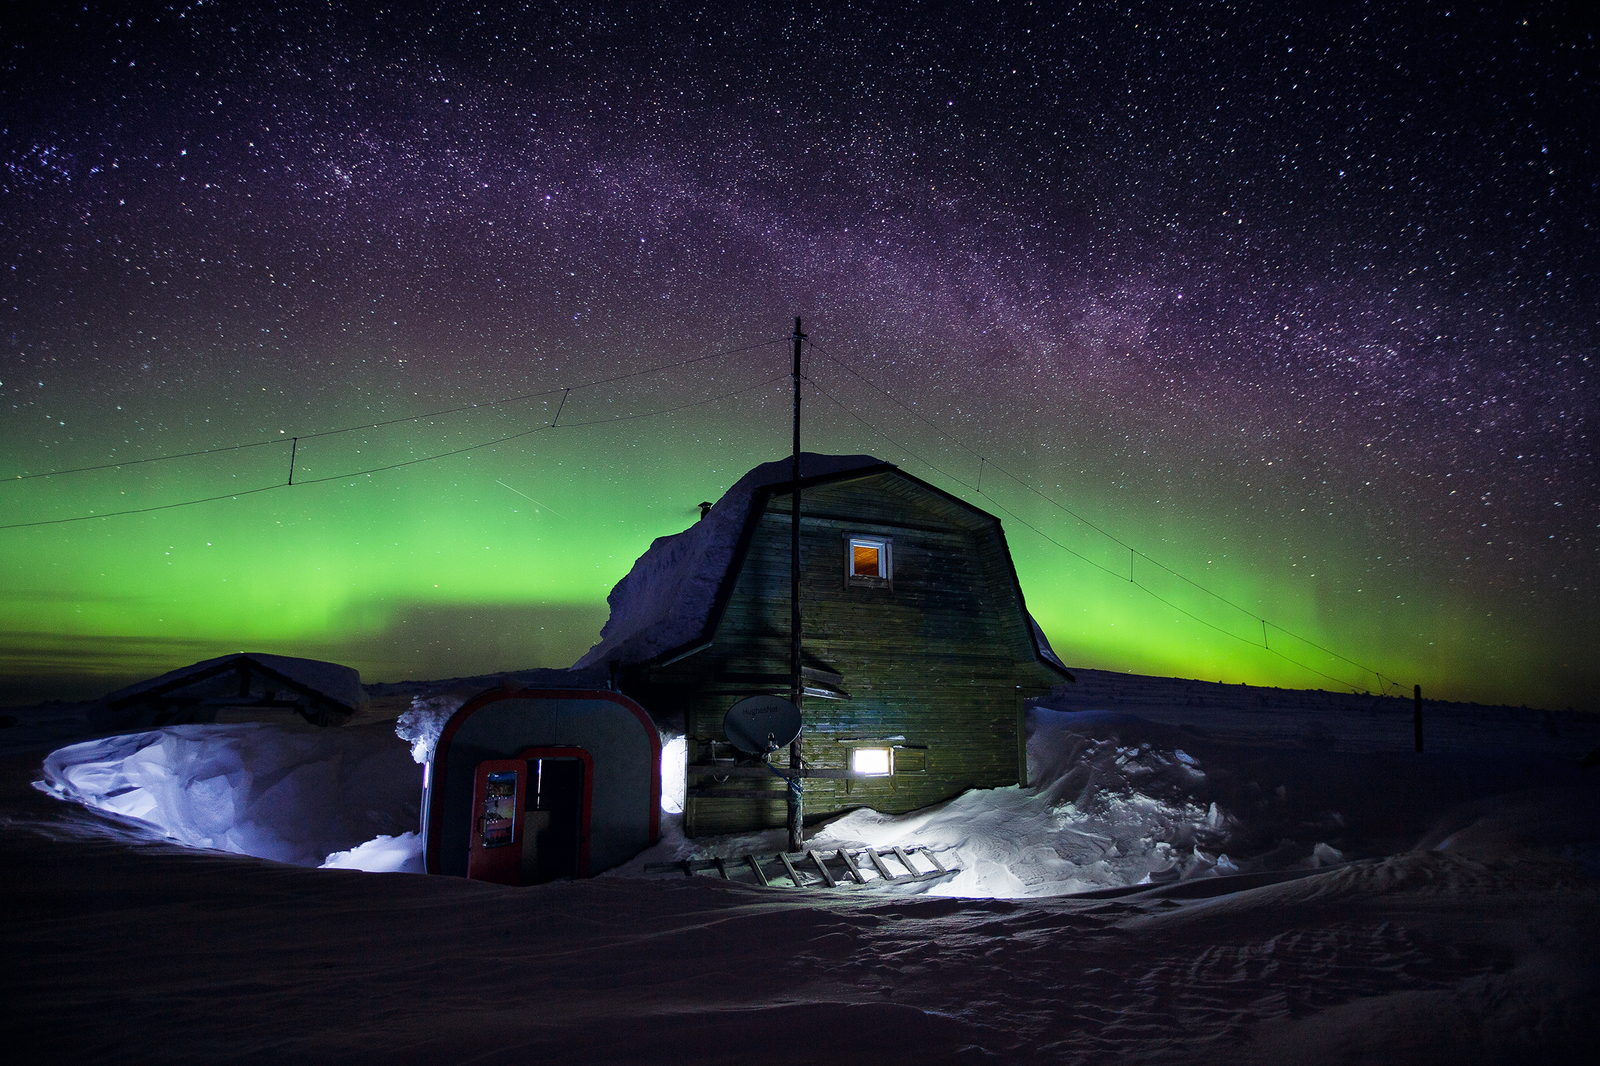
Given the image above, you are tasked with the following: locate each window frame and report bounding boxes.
[849,746,894,777]
[837,738,929,778]
[844,533,893,588]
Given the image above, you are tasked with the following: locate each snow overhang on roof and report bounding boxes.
[574,454,889,670]
[1028,614,1072,678]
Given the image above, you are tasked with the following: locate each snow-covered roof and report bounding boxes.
[103,653,368,713]
[575,453,889,669]
[1028,615,1069,673]
[575,452,1069,681]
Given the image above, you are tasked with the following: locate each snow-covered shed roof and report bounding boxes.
[575,453,1070,679]
[102,653,368,721]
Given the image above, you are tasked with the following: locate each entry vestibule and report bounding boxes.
[427,689,660,883]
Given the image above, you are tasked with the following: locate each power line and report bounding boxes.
[807,338,1400,684]
[7,436,292,481]
[0,483,290,530]
[808,339,1130,548]
[809,339,1286,631]
[0,370,789,530]
[570,337,783,392]
[555,373,786,429]
[6,336,786,483]
[807,377,1372,692]
[5,323,1398,695]
[802,350,1395,695]
[803,375,1127,583]
[3,387,562,483]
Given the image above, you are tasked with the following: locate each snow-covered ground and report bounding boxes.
[5,673,1598,1063]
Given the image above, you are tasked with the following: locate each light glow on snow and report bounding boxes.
[812,712,1245,899]
[321,832,424,873]
[38,722,420,868]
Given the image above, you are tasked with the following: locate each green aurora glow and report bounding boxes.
[2,357,1581,711]
[4,4,1594,713]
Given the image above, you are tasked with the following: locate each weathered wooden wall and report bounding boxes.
[625,471,1064,838]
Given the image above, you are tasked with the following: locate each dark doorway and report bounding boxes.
[521,754,586,883]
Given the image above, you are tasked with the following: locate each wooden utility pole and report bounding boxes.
[788,317,806,851]
[1413,684,1424,753]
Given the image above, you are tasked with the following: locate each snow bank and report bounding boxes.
[38,722,420,869]
[621,707,1343,897]
[395,694,461,764]
[322,832,424,873]
[809,708,1257,897]
[40,668,1598,894]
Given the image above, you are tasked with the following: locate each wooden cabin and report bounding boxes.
[577,454,1072,838]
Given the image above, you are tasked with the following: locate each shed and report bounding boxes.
[423,688,661,883]
[576,453,1072,837]
[97,652,367,729]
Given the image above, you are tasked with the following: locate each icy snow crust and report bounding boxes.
[575,452,883,668]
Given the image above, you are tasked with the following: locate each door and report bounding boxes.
[519,747,594,883]
[466,760,526,884]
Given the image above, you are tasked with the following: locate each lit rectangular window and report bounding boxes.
[845,535,891,585]
[850,747,893,776]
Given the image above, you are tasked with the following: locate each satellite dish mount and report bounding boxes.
[723,695,803,758]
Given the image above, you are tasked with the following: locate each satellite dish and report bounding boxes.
[723,695,802,756]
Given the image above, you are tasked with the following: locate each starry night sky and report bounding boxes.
[2,2,1595,710]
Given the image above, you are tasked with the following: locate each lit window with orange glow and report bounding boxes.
[845,535,891,585]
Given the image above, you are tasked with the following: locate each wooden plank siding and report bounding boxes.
[622,470,1067,838]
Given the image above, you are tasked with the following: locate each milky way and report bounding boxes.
[2,2,1595,709]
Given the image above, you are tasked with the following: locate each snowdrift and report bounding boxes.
[623,703,1600,897]
[34,687,1600,899]
[17,676,1600,1064]
[38,721,421,870]
[622,708,1346,896]
[573,453,883,668]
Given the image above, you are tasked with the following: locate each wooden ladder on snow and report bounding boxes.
[646,846,956,889]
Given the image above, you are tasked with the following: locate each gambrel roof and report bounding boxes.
[576,453,1071,683]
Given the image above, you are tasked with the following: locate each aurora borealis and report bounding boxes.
[2,3,1595,710]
